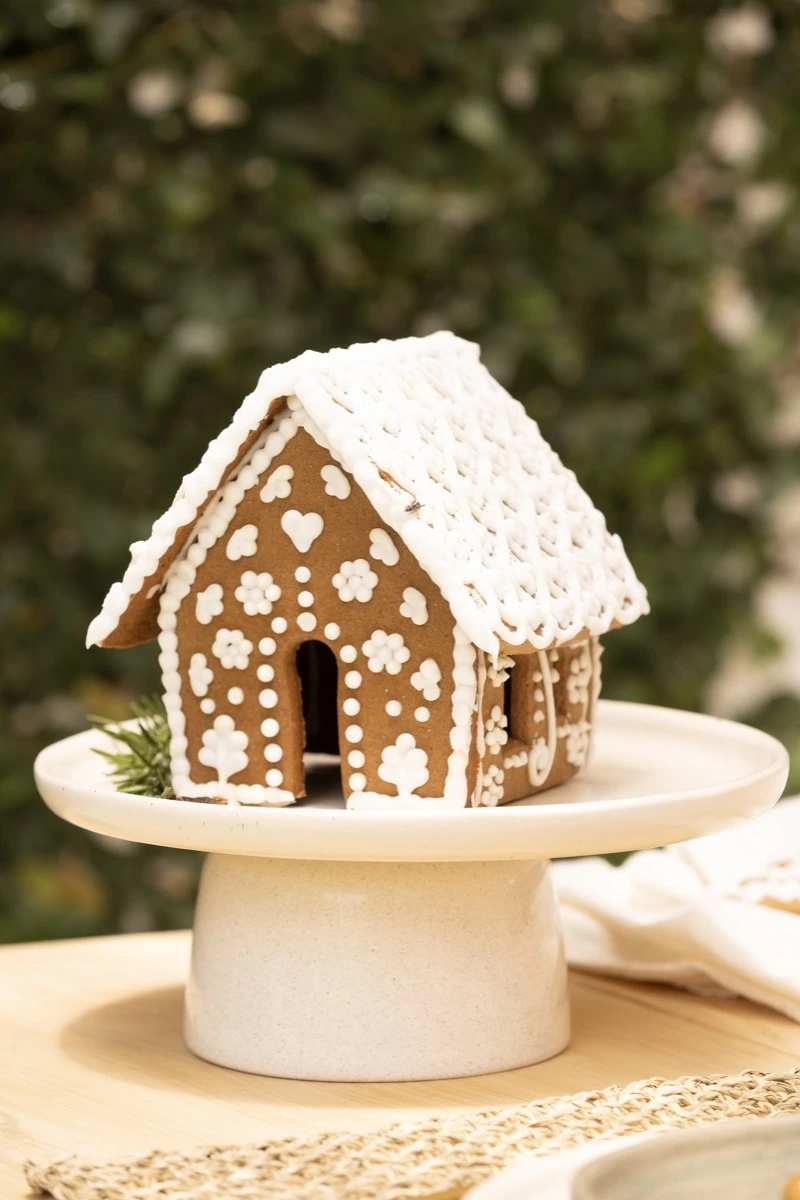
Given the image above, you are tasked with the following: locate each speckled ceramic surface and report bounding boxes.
[33,701,788,1081]
[186,855,569,1080]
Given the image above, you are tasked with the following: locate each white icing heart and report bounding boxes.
[320,464,351,500]
[281,509,324,554]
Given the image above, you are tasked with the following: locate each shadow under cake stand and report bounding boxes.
[34,700,788,1083]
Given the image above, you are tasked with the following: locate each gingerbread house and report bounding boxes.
[87,332,648,810]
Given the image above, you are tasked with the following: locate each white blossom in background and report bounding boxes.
[737,182,792,229]
[188,653,214,698]
[314,0,363,42]
[198,716,248,785]
[499,61,538,109]
[768,375,800,447]
[211,628,253,670]
[127,71,182,118]
[707,100,765,166]
[187,90,249,130]
[377,733,429,797]
[333,559,379,603]
[711,467,762,513]
[235,571,281,616]
[707,5,773,58]
[363,630,410,674]
[706,267,761,347]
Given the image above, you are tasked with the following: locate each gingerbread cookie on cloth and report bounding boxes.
[87,333,648,809]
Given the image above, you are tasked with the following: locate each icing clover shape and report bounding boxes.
[485,705,509,755]
[369,528,399,566]
[410,657,441,702]
[198,715,248,785]
[195,583,223,626]
[362,630,410,675]
[378,733,429,797]
[188,652,213,697]
[399,586,428,625]
[567,645,593,706]
[226,524,258,561]
[211,628,253,670]
[333,558,379,603]
[320,464,350,499]
[281,509,324,554]
[235,570,281,616]
[564,720,591,766]
[260,464,293,503]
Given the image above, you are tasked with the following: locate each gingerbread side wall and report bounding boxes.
[157,401,476,808]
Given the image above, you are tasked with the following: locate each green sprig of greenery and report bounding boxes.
[90,696,172,798]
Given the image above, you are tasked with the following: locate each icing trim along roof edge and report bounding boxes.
[86,331,648,658]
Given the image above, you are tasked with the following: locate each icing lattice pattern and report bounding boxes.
[88,332,647,656]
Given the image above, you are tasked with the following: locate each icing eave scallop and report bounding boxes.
[86,331,648,655]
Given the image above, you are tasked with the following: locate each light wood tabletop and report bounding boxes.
[2,930,800,1199]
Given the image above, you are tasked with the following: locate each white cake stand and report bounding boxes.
[34,700,788,1083]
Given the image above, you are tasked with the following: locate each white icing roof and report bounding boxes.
[87,332,648,657]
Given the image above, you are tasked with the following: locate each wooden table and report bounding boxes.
[2,931,800,1198]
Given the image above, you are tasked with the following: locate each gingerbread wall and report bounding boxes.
[160,402,465,807]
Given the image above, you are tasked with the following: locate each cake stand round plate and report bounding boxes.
[34,701,788,1082]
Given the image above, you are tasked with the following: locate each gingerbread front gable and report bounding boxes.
[87,332,648,810]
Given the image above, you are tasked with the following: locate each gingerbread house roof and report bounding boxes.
[87,331,648,658]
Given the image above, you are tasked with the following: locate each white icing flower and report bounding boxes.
[333,558,379,603]
[479,763,504,807]
[211,627,253,670]
[399,586,428,625]
[362,630,410,675]
[198,715,248,785]
[226,524,259,561]
[566,646,593,707]
[378,733,429,797]
[369,527,399,566]
[260,464,293,503]
[485,705,509,755]
[320,463,350,499]
[564,721,591,767]
[188,653,213,697]
[410,657,441,702]
[195,583,224,626]
[235,570,281,617]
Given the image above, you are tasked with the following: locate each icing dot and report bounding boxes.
[259,637,276,655]
[348,773,366,791]
[324,622,341,640]
[259,689,278,708]
[345,724,363,744]
[266,768,284,787]
[271,617,288,634]
[257,663,275,682]
[227,687,244,705]
[347,749,365,768]
[298,590,314,607]
[343,697,360,716]
[415,706,430,722]
[295,566,311,583]
[297,612,317,632]
[200,698,215,714]
[385,700,402,716]
[344,670,362,689]
[261,717,279,737]
[264,743,283,762]
[340,644,357,663]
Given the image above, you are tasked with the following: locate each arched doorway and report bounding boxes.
[296,640,340,799]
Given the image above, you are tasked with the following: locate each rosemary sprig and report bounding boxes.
[91,694,172,797]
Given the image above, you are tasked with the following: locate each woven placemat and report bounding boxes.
[26,1068,800,1200]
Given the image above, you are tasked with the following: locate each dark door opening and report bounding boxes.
[296,640,339,756]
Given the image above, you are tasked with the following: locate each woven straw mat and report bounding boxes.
[25,1068,800,1200]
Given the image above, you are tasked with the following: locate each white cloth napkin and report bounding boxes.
[553,796,800,1021]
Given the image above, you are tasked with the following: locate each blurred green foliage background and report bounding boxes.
[3,0,800,942]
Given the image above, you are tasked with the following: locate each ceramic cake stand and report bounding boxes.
[35,700,788,1083]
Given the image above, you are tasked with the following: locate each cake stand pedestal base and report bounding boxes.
[185,854,569,1082]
